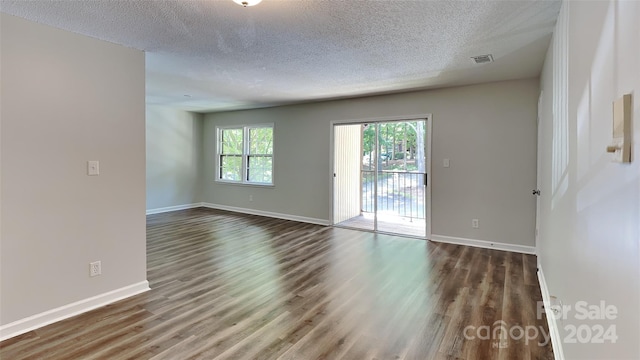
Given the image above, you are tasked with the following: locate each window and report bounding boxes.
[217,125,273,185]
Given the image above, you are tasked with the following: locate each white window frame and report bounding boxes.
[216,124,274,186]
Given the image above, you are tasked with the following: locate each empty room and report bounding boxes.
[1,0,638,359]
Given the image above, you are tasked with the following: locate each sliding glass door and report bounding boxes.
[333,119,429,237]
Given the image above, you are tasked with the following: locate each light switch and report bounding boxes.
[88,161,99,176]
[443,158,450,168]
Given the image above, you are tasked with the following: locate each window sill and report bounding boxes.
[215,180,274,188]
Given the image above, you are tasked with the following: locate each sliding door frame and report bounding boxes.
[330,114,432,239]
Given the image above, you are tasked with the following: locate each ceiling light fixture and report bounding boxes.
[233,0,262,7]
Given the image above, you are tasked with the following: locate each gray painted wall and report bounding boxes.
[0,14,147,325]
[538,1,640,358]
[146,106,203,210]
[203,79,539,247]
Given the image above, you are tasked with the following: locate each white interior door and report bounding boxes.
[535,91,543,246]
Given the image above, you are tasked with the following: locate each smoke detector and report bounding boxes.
[471,54,494,64]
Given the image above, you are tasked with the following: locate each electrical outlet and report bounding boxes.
[87,161,99,176]
[472,219,479,229]
[249,195,253,202]
[90,261,101,277]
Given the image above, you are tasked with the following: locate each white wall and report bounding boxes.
[203,79,539,247]
[146,106,203,211]
[0,13,147,333]
[538,1,639,358]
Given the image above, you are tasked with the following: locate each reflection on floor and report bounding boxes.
[0,208,552,359]
[336,212,426,237]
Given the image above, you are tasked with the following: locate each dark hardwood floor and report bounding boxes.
[1,208,553,359]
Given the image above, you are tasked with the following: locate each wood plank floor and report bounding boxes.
[1,208,553,359]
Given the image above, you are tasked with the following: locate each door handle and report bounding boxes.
[532,189,541,196]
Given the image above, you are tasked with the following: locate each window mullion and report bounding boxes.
[243,126,249,183]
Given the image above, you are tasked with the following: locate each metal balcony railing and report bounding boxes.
[361,171,425,220]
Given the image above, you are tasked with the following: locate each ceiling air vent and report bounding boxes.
[471,54,494,64]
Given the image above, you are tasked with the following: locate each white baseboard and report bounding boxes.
[146,203,204,215]
[202,203,330,226]
[0,280,150,342]
[537,262,565,360]
[429,234,536,254]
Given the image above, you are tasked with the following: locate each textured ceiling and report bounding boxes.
[0,0,561,113]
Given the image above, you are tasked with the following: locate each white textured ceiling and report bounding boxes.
[0,0,561,113]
